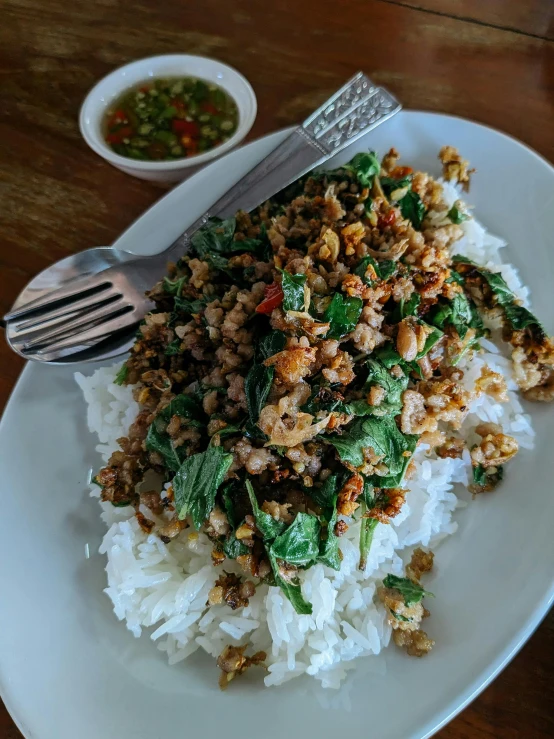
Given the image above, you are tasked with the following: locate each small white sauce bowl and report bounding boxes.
[79,54,257,183]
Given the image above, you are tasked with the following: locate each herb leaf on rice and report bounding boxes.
[173,445,233,529]
[382,574,433,606]
[452,255,545,337]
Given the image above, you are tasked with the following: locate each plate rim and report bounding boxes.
[1,110,553,739]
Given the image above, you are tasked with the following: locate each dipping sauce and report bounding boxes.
[104,77,239,161]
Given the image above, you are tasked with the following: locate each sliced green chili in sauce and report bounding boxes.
[104,77,239,161]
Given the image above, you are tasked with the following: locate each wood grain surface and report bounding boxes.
[0,0,553,736]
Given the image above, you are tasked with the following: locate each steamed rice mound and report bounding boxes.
[76,146,551,689]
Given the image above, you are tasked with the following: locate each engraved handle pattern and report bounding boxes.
[303,72,378,138]
[317,88,401,150]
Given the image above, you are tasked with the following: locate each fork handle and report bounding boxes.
[165,73,401,261]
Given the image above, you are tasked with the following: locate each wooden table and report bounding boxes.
[1,0,553,736]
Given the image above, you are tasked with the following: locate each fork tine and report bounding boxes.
[15,300,134,351]
[29,310,141,359]
[3,272,114,321]
[10,293,122,335]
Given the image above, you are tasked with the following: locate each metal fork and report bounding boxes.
[4,72,401,362]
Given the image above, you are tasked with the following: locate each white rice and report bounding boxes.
[75,180,534,688]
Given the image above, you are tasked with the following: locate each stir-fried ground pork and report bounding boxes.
[217,645,267,689]
[95,146,553,685]
[378,548,435,657]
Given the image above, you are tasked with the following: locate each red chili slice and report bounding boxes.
[201,101,219,115]
[378,210,397,229]
[170,98,186,112]
[106,126,134,145]
[255,282,284,314]
[172,119,200,137]
[108,109,127,128]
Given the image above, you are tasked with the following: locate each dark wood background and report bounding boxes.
[0,0,553,736]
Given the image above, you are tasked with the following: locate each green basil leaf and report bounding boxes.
[173,445,233,529]
[145,395,204,472]
[217,425,242,440]
[258,329,287,361]
[325,416,418,488]
[244,363,274,426]
[324,418,373,467]
[399,190,426,230]
[447,205,469,224]
[173,295,208,315]
[359,514,378,570]
[374,344,406,369]
[190,217,236,258]
[324,293,363,339]
[318,504,341,570]
[246,480,286,540]
[164,339,182,356]
[380,174,413,195]
[343,399,384,417]
[446,269,464,285]
[163,276,187,296]
[223,532,248,560]
[430,293,484,345]
[382,574,433,606]
[355,257,375,285]
[268,551,313,615]
[278,269,307,312]
[360,416,418,480]
[452,256,544,337]
[373,344,419,379]
[206,253,237,281]
[452,292,477,328]
[309,474,339,509]
[114,363,128,385]
[221,480,240,528]
[472,463,503,489]
[242,419,269,442]
[503,303,543,332]
[270,512,321,566]
[220,481,249,560]
[354,256,396,286]
[416,321,443,360]
[227,237,263,253]
[399,292,421,319]
[344,151,380,187]
[392,292,421,322]
[301,384,352,416]
[306,474,341,570]
[378,260,397,281]
[452,293,483,340]
[361,478,375,507]
[473,464,487,487]
[364,357,409,410]
[244,330,286,429]
[483,271,519,304]
[431,302,453,329]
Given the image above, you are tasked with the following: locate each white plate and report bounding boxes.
[1,111,553,739]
